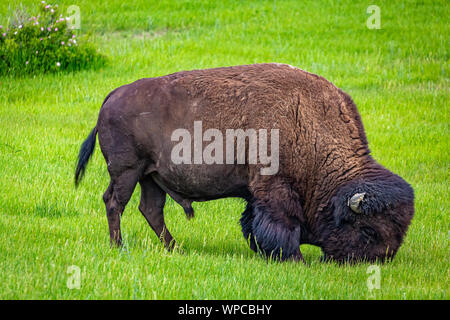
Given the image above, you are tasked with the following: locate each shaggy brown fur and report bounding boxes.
[75,63,414,263]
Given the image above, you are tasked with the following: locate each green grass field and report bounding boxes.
[0,0,448,299]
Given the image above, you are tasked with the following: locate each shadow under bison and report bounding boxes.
[75,63,414,264]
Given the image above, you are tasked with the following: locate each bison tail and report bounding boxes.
[75,126,98,187]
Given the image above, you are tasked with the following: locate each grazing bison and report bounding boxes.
[75,63,414,263]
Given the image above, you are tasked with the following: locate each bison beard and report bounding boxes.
[74,63,415,263]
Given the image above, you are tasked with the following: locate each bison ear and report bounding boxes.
[348,192,366,214]
[331,195,355,227]
[331,191,366,227]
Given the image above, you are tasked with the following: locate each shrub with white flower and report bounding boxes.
[0,1,106,76]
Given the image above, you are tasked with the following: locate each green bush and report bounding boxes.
[0,1,106,76]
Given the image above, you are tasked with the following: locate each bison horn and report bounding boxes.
[348,192,366,213]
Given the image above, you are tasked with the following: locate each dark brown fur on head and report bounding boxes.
[313,168,415,263]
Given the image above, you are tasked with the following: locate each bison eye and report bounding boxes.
[360,226,379,244]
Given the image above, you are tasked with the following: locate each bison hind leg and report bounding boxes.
[150,173,194,219]
[139,176,176,250]
[103,168,140,247]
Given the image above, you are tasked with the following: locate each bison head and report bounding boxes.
[316,173,414,263]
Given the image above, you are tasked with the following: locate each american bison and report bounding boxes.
[75,63,414,263]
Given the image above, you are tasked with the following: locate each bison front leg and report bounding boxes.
[240,202,258,252]
[247,178,305,262]
[251,205,303,261]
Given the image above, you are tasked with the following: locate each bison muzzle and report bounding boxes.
[75,63,414,263]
